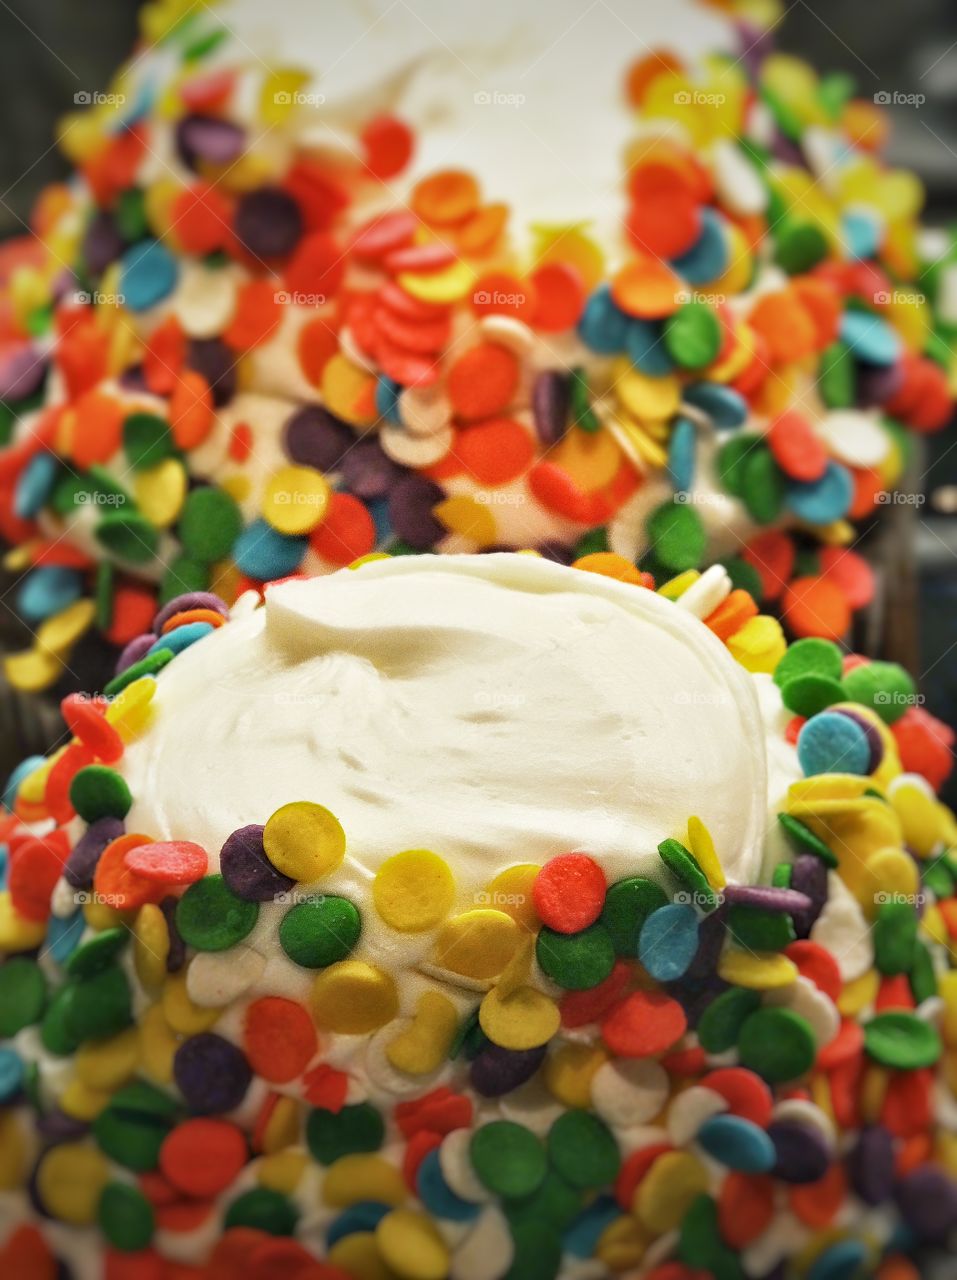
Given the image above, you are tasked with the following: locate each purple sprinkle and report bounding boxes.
[469,1043,546,1097]
[535,540,576,566]
[159,896,186,973]
[685,904,728,981]
[175,114,246,170]
[388,474,446,550]
[722,885,812,915]
[774,132,805,167]
[65,816,125,889]
[117,365,150,395]
[82,211,125,276]
[531,371,570,446]
[234,187,303,259]
[665,973,729,1029]
[284,404,355,472]
[856,360,905,408]
[834,708,884,773]
[37,1109,90,1143]
[847,1126,895,1205]
[115,632,155,676]
[187,339,238,407]
[895,1166,957,1243]
[153,592,228,635]
[173,1032,252,1115]
[789,853,829,939]
[340,437,403,501]
[220,824,295,903]
[0,344,46,402]
[767,1121,831,1184]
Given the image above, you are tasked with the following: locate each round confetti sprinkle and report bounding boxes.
[373,849,455,932]
[279,895,361,968]
[470,1121,547,1199]
[263,801,346,882]
[738,1007,816,1083]
[175,875,259,951]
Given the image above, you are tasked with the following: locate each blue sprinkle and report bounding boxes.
[667,416,696,494]
[2,756,45,812]
[842,210,882,261]
[639,903,700,982]
[563,1195,621,1258]
[808,1239,868,1280]
[785,461,853,525]
[46,911,85,967]
[16,566,84,624]
[367,496,392,544]
[697,1114,776,1173]
[377,376,402,424]
[147,621,215,658]
[624,317,675,376]
[672,208,728,284]
[578,284,629,355]
[798,711,872,777]
[326,1201,391,1248]
[684,382,748,430]
[120,239,179,313]
[14,451,58,519]
[416,1148,481,1223]
[0,844,7,890]
[0,1048,24,1102]
[840,309,901,367]
[232,519,308,580]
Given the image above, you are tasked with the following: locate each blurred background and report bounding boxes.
[0,0,955,805]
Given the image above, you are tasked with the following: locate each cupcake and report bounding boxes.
[0,0,953,697]
[0,552,955,1278]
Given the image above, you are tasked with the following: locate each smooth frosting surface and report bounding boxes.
[123,554,772,890]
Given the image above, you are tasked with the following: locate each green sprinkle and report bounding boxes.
[646,500,706,572]
[104,653,172,698]
[94,560,115,630]
[728,905,795,953]
[65,927,129,978]
[716,436,754,498]
[658,838,715,910]
[69,766,132,823]
[697,986,761,1054]
[910,941,938,1006]
[873,901,918,976]
[223,1188,298,1235]
[842,661,916,725]
[99,1182,155,1251]
[159,554,210,604]
[738,1007,816,1083]
[741,446,786,524]
[819,341,856,409]
[775,221,828,274]
[535,923,615,991]
[306,1103,384,1165]
[279,896,361,969]
[0,957,47,1036]
[175,875,259,952]
[774,637,844,689]
[65,967,133,1042]
[717,556,764,601]
[471,1121,547,1199]
[178,488,243,563]
[771,861,793,889]
[780,673,846,718]
[95,511,160,564]
[777,813,839,869]
[601,876,668,956]
[123,412,175,471]
[546,1111,620,1189]
[864,1011,941,1069]
[503,1218,564,1280]
[41,986,81,1056]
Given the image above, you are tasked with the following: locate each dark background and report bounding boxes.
[0,0,955,802]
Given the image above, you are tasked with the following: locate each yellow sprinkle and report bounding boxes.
[36,1143,109,1225]
[727,614,787,675]
[105,675,156,741]
[0,891,46,951]
[687,816,726,890]
[323,1155,407,1208]
[433,909,523,981]
[495,933,534,999]
[921,903,948,947]
[864,847,919,903]
[260,67,311,125]
[373,849,455,933]
[718,949,798,990]
[139,1004,178,1085]
[350,552,392,569]
[257,1149,308,1194]
[387,991,458,1076]
[36,600,96,656]
[939,972,957,1046]
[483,864,541,933]
[134,903,170,991]
[890,778,943,857]
[83,898,132,932]
[634,1150,709,1233]
[434,494,497,548]
[260,1095,302,1154]
[838,970,879,1018]
[75,1027,140,1090]
[613,359,681,422]
[4,646,63,692]
[134,458,187,528]
[544,1042,607,1109]
[377,1209,450,1280]
[657,570,700,600]
[59,1079,114,1121]
[0,1109,27,1190]
[551,427,621,491]
[399,260,476,304]
[479,984,560,1050]
[312,961,398,1034]
[161,971,220,1035]
[321,353,377,428]
[262,465,330,535]
[596,1214,649,1270]
[263,800,346,882]
[328,1232,396,1280]
[860,1064,889,1123]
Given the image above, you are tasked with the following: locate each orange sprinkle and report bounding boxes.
[243,996,318,1084]
[229,422,254,463]
[0,1225,58,1280]
[788,1162,847,1229]
[572,552,642,585]
[610,257,682,320]
[93,833,161,911]
[767,409,828,482]
[470,271,538,323]
[297,315,340,386]
[361,113,414,179]
[169,370,214,450]
[161,608,227,635]
[748,290,818,364]
[703,589,759,641]
[223,279,283,351]
[170,182,231,255]
[69,390,124,469]
[625,50,685,107]
[847,466,884,520]
[780,575,850,642]
[743,530,795,602]
[412,169,480,226]
[456,202,509,256]
[457,417,535,486]
[791,277,842,348]
[105,582,159,647]
[143,316,187,397]
[718,1171,775,1248]
[530,261,586,332]
[310,492,376,566]
[284,230,345,301]
[447,342,520,421]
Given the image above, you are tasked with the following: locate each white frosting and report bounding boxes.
[218,0,735,253]
[123,553,772,889]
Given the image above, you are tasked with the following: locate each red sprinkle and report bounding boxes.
[533,853,607,934]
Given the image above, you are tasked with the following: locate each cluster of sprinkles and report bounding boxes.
[1,550,957,1280]
[0,1,955,691]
